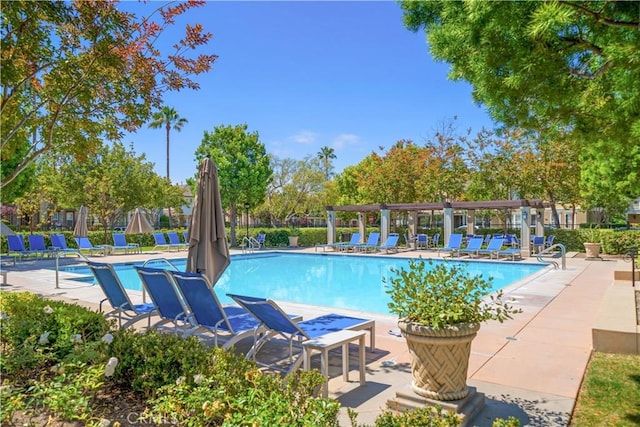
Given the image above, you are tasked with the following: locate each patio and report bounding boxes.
[0,247,627,426]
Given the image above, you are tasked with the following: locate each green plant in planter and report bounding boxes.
[288,226,300,236]
[581,226,601,244]
[384,259,521,401]
[385,259,520,329]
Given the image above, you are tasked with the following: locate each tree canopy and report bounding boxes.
[400,0,640,213]
[264,156,326,226]
[193,124,272,245]
[1,1,215,193]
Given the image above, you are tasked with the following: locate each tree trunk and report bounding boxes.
[166,123,172,228]
[546,189,561,228]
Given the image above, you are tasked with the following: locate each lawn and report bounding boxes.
[571,352,640,426]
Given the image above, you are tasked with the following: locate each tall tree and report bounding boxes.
[317,146,337,180]
[194,124,272,246]
[148,106,187,228]
[264,156,325,226]
[58,142,181,243]
[1,1,215,191]
[148,106,188,181]
[400,0,640,213]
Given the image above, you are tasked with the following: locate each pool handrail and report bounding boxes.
[139,258,181,302]
[536,243,566,270]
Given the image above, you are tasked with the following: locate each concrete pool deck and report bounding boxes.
[0,247,627,426]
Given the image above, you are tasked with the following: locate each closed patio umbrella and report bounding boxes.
[186,157,230,285]
[125,208,154,235]
[73,206,88,238]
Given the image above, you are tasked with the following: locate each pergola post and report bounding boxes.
[380,208,390,242]
[520,206,531,258]
[326,209,336,244]
[466,210,476,235]
[536,209,545,237]
[443,204,453,247]
[408,210,418,238]
[358,212,366,243]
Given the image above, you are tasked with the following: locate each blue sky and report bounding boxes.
[123,1,496,184]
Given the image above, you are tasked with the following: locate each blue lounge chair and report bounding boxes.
[504,234,516,247]
[112,233,140,254]
[167,270,266,348]
[416,234,429,250]
[74,237,107,256]
[354,232,380,252]
[545,235,555,249]
[228,293,375,375]
[134,266,191,332]
[532,236,545,254]
[430,233,440,248]
[27,234,56,258]
[342,232,370,252]
[496,247,523,261]
[476,237,505,258]
[256,232,266,249]
[315,232,361,252]
[183,230,189,243]
[7,235,40,260]
[50,234,80,256]
[458,237,484,258]
[167,231,188,250]
[436,233,463,256]
[375,234,400,253]
[86,261,156,329]
[153,232,181,251]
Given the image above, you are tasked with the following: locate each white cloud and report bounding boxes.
[288,131,318,145]
[332,133,360,149]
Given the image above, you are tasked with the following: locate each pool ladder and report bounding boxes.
[535,243,566,270]
[242,236,260,253]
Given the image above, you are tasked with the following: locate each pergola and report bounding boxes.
[324,199,549,258]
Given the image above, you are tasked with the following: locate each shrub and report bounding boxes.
[385,260,520,328]
[0,292,113,377]
[145,365,339,426]
[349,406,462,426]
[107,328,214,397]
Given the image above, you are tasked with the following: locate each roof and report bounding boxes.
[326,199,548,212]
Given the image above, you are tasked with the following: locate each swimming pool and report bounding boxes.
[60,253,546,315]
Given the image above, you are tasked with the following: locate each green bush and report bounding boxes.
[600,230,640,255]
[0,293,340,426]
[372,407,462,426]
[145,359,339,426]
[107,328,220,397]
[107,329,340,425]
[0,292,113,377]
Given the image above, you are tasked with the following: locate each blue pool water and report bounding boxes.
[61,253,546,315]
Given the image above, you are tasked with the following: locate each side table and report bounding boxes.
[302,329,366,398]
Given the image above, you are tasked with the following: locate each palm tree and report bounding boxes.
[317,146,336,180]
[148,106,187,228]
[148,106,188,180]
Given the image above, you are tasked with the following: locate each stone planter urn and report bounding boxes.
[584,242,602,259]
[398,320,480,401]
[288,236,299,247]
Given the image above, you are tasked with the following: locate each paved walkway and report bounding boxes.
[0,248,624,426]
